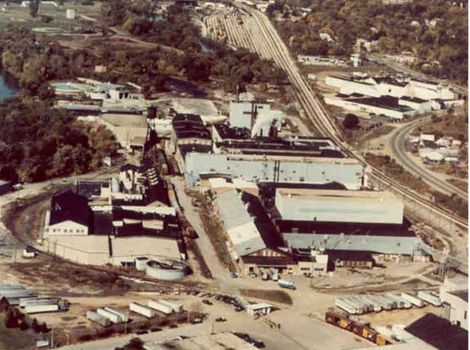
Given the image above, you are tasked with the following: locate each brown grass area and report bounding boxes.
[447,178,468,192]
[240,289,293,305]
[194,194,237,273]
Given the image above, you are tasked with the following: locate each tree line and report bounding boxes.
[268,0,467,84]
[0,99,118,183]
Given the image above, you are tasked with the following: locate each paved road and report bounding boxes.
[389,118,467,200]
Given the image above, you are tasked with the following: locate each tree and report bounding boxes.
[31,318,40,333]
[343,114,360,129]
[5,309,17,328]
[29,0,40,18]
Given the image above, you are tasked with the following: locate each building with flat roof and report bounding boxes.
[144,332,259,350]
[440,275,468,330]
[184,152,364,189]
[99,113,148,150]
[275,188,404,225]
[214,190,266,258]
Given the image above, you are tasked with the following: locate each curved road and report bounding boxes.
[389,118,468,200]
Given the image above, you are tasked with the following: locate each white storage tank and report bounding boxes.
[129,302,155,318]
[65,8,76,20]
[148,300,173,315]
[135,257,149,271]
[145,259,188,280]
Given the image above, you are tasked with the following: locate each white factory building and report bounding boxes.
[275,188,404,225]
[275,187,432,262]
[214,190,266,258]
[440,275,468,330]
[325,95,416,120]
[324,74,459,119]
[325,75,456,101]
[184,152,365,189]
[229,101,283,137]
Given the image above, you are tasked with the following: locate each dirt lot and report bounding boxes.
[358,305,443,328]
[240,289,293,305]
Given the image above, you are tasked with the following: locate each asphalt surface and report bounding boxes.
[389,119,467,200]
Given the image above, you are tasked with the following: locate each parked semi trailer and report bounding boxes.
[130,302,155,318]
[97,308,121,324]
[104,307,128,323]
[158,299,183,313]
[401,293,424,308]
[417,291,442,306]
[86,311,111,327]
[148,300,173,315]
[24,304,59,314]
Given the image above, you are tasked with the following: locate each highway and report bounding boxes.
[203,3,468,234]
[389,118,468,200]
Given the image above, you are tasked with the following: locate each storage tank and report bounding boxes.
[130,302,155,318]
[86,311,111,327]
[148,300,173,315]
[158,299,182,312]
[24,304,59,314]
[97,308,121,324]
[135,257,149,272]
[145,259,188,280]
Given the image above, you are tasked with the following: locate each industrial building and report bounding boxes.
[275,188,404,225]
[143,333,260,350]
[42,164,186,274]
[214,189,267,258]
[213,188,328,276]
[440,275,468,330]
[325,74,456,101]
[229,101,283,137]
[184,152,364,189]
[98,113,148,150]
[325,94,417,120]
[169,113,212,153]
[324,73,460,119]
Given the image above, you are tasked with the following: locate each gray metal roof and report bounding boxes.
[283,233,431,256]
[215,190,252,230]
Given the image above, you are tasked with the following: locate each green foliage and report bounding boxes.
[29,0,40,18]
[115,337,145,350]
[0,100,118,183]
[343,113,360,129]
[100,1,287,91]
[275,0,467,84]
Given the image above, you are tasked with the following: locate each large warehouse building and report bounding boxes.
[184,153,364,189]
[275,188,404,225]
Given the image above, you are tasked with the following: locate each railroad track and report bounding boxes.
[205,5,467,231]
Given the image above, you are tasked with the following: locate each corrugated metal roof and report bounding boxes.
[283,233,431,256]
